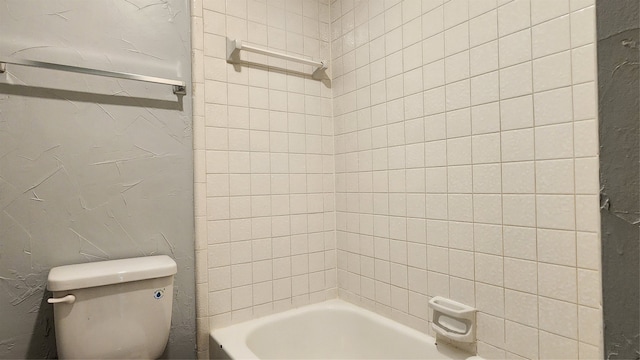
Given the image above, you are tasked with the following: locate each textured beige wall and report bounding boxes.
[0,1,195,358]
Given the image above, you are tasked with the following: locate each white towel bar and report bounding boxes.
[226,38,328,79]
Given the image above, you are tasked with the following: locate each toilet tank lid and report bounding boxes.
[47,255,177,291]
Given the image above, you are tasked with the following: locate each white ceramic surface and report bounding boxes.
[47,255,177,291]
[211,299,483,359]
[48,257,176,359]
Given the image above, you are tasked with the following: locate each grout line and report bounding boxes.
[523,0,544,357]
[242,0,257,316]
[491,0,508,348]
[439,1,452,302]
[567,4,581,346]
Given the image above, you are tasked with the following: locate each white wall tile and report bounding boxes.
[471,102,501,134]
[539,330,579,359]
[538,263,577,302]
[577,232,600,270]
[445,51,470,83]
[447,137,472,165]
[537,194,576,230]
[576,195,600,232]
[427,245,449,273]
[476,282,504,316]
[505,321,539,359]
[477,313,506,349]
[578,305,602,346]
[578,268,601,308]
[531,0,569,25]
[505,289,538,326]
[471,40,499,76]
[573,82,597,120]
[538,228,576,266]
[472,133,501,164]
[497,0,530,37]
[445,80,471,110]
[450,277,476,308]
[498,29,532,68]
[473,194,502,224]
[474,223,503,255]
[446,108,471,138]
[531,15,571,58]
[503,226,537,261]
[574,120,599,158]
[471,72,500,106]
[501,129,534,162]
[579,342,601,360]
[539,297,578,339]
[504,258,537,293]
[571,0,595,11]
[423,60,446,90]
[533,51,572,92]
[501,95,534,130]
[469,0,498,18]
[534,86,574,126]
[502,194,536,227]
[422,7,444,39]
[449,249,475,280]
[571,6,596,48]
[572,44,596,84]
[427,271,450,298]
[425,113,447,141]
[477,342,506,359]
[448,165,473,193]
[196,0,600,354]
[470,10,497,47]
[448,194,474,222]
[426,167,448,193]
[499,62,533,99]
[424,87,447,115]
[444,0,469,29]
[535,123,574,160]
[473,164,502,193]
[535,159,575,194]
[445,23,470,56]
[475,253,504,287]
[449,221,474,250]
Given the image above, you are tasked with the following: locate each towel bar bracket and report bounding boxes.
[172,85,186,95]
[0,62,5,73]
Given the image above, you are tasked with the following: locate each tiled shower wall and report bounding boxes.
[192,0,602,359]
[191,0,336,357]
[332,0,601,359]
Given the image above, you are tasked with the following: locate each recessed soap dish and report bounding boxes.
[428,296,477,343]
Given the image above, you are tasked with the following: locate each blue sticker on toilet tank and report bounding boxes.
[154,289,164,299]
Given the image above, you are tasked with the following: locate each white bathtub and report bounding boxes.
[210,299,482,359]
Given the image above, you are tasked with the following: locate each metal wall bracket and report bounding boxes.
[172,85,186,95]
[0,58,186,95]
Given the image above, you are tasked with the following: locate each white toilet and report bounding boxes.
[47,255,177,359]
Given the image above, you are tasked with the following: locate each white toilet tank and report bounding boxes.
[47,255,177,359]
